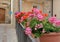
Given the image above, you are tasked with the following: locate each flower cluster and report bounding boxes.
[15,8,60,38]
[49,17,60,27]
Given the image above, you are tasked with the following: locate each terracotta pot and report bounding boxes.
[40,33,60,42]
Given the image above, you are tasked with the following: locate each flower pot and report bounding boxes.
[40,33,60,42]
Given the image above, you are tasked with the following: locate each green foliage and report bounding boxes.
[22,19,27,26]
[30,18,39,28]
[22,18,60,37]
[32,28,43,38]
[54,27,60,32]
[30,18,43,28]
[42,20,60,33]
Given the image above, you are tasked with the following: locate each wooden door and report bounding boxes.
[0,8,5,23]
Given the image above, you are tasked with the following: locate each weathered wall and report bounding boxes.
[53,0,60,19]
[22,1,43,12]
[22,0,52,18]
[0,0,18,42]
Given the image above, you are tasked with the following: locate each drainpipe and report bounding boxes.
[19,0,22,11]
[52,0,53,16]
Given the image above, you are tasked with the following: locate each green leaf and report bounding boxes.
[35,33,40,38]
[30,18,37,28]
[32,28,43,38]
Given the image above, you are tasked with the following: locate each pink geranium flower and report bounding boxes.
[25,27,32,35]
[29,14,35,17]
[54,20,60,27]
[35,24,43,29]
[20,17,24,22]
[49,17,57,24]
[37,14,44,21]
[32,8,40,14]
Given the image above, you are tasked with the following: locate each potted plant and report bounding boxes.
[15,8,60,42]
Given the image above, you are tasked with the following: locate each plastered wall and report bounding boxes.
[53,0,60,19]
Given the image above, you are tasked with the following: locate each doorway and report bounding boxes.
[0,8,5,23]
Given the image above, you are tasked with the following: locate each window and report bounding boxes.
[0,0,11,24]
[0,8,5,23]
